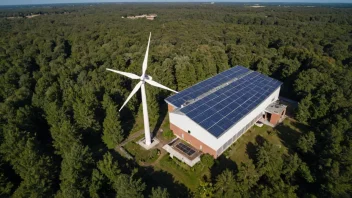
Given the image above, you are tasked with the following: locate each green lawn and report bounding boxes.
[227,118,304,165]
[124,141,159,163]
[149,118,306,192]
[123,112,306,193]
[226,124,283,164]
[154,154,210,191]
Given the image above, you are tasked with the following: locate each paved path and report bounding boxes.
[114,128,171,165]
[113,129,144,159]
[119,129,145,146]
[148,143,167,166]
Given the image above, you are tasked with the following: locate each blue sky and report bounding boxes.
[0,0,351,6]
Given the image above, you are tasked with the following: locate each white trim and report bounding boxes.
[166,102,177,109]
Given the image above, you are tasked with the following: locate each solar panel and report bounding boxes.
[173,66,282,138]
[165,66,250,108]
[176,143,196,156]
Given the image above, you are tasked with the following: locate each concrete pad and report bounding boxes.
[137,137,159,150]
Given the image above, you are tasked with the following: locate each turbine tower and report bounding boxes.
[106,33,177,146]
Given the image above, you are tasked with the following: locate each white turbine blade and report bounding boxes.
[119,81,143,111]
[106,68,140,80]
[142,32,151,76]
[145,79,178,93]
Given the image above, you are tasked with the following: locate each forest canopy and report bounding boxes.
[0,3,351,197]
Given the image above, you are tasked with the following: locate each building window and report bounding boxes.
[220,112,264,154]
[182,133,184,139]
[200,145,202,150]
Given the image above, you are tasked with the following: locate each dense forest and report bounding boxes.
[0,3,351,198]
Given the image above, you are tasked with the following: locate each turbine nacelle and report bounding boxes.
[141,74,152,81]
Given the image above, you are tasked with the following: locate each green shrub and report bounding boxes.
[201,154,215,169]
[162,129,175,141]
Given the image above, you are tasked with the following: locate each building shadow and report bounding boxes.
[210,155,238,182]
[139,166,192,198]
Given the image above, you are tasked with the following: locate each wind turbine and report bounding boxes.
[106,33,177,146]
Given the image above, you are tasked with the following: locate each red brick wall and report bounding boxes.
[270,113,281,125]
[167,104,175,112]
[170,123,218,158]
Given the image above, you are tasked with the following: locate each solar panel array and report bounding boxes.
[165,66,250,108]
[178,69,282,138]
[176,143,196,156]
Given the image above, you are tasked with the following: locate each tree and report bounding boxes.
[174,56,196,90]
[0,128,55,197]
[254,57,271,75]
[103,102,124,149]
[97,152,121,182]
[97,152,146,197]
[297,131,315,153]
[191,45,217,81]
[89,169,104,198]
[146,86,161,129]
[214,169,239,198]
[211,46,229,73]
[151,59,176,91]
[1,4,352,198]
[226,44,253,67]
[149,187,170,198]
[73,98,100,131]
[56,143,94,198]
[44,102,81,155]
[296,95,312,123]
[236,160,259,193]
[113,174,146,198]
[256,141,284,179]
[0,159,14,197]
[201,154,214,169]
[72,86,100,132]
[195,179,214,198]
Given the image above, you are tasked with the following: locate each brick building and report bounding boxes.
[164,66,286,160]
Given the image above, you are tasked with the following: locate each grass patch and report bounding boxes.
[124,142,159,163]
[276,118,306,150]
[227,119,303,165]
[154,154,210,191]
[160,129,176,141]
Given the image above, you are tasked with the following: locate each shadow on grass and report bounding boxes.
[246,142,257,162]
[210,155,238,182]
[275,121,306,152]
[140,167,192,198]
[255,135,266,146]
[245,136,266,163]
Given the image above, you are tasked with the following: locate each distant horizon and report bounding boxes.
[1,0,351,6]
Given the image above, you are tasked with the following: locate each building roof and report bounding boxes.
[265,101,287,114]
[165,66,282,138]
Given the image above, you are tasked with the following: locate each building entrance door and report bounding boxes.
[266,113,272,122]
